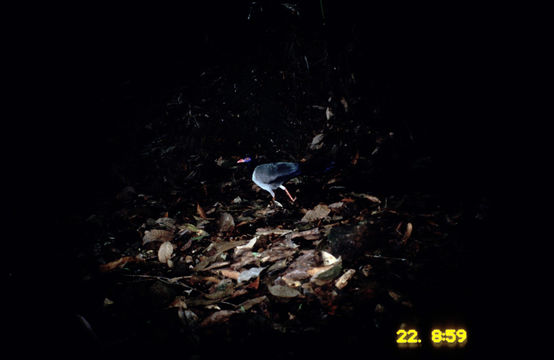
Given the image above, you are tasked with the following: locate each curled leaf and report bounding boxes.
[158,241,174,264]
[197,203,207,219]
[401,222,413,244]
[325,107,334,120]
[321,251,340,265]
[335,269,356,289]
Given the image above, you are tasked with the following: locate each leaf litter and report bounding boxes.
[95,177,467,341]
[81,62,481,356]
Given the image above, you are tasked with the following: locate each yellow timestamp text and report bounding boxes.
[431,329,467,346]
[396,328,467,347]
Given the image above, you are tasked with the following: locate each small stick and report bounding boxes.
[365,254,407,262]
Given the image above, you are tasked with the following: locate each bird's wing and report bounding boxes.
[253,162,300,188]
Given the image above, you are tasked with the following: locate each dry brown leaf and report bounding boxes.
[204,261,230,270]
[180,239,193,252]
[321,251,340,265]
[197,203,207,219]
[268,285,301,298]
[310,133,325,150]
[340,97,349,112]
[219,269,240,280]
[192,276,221,284]
[301,204,331,222]
[155,217,176,231]
[362,194,381,203]
[258,247,297,264]
[231,289,249,298]
[200,310,237,327]
[307,265,331,276]
[238,296,267,311]
[194,240,247,271]
[236,220,250,227]
[325,107,334,120]
[388,290,402,302]
[99,256,143,272]
[351,193,381,203]
[168,296,188,309]
[290,228,320,240]
[335,269,356,289]
[158,241,174,264]
[401,222,413,244]
[328,202,344,209]
[142,229,174,245]
[237,267,265,283]
[309,259,343,284]
[351,151,359,165]
[255,228,293,236]
[246,277,260,290]
[205,285,235,300]
[230,252,258,270]
[395,222,403,234]
[234,236,258,256]
[218,212,235,232]
[361,264,372,277]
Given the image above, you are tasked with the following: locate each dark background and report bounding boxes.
[40,2,496,212]
[8,1,505,357]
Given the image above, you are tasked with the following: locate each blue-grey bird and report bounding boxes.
[237,156,335,202]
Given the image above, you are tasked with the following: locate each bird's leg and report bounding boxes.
[279,185,296,202]
[272,197,283,208]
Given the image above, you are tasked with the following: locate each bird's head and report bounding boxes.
[237,157,252,164]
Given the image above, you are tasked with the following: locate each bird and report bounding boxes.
[237,156,335,204]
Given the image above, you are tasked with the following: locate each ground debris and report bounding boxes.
[238,296,268,311]
[157,241,174,265]
[268,284,301,298]
[301,204,331,222]
[335,269,356,289]
[218,212,235,232]
[199,310,237,327]
[142,229,174,245]
[237,266,265,283]
[99,256,144,272]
